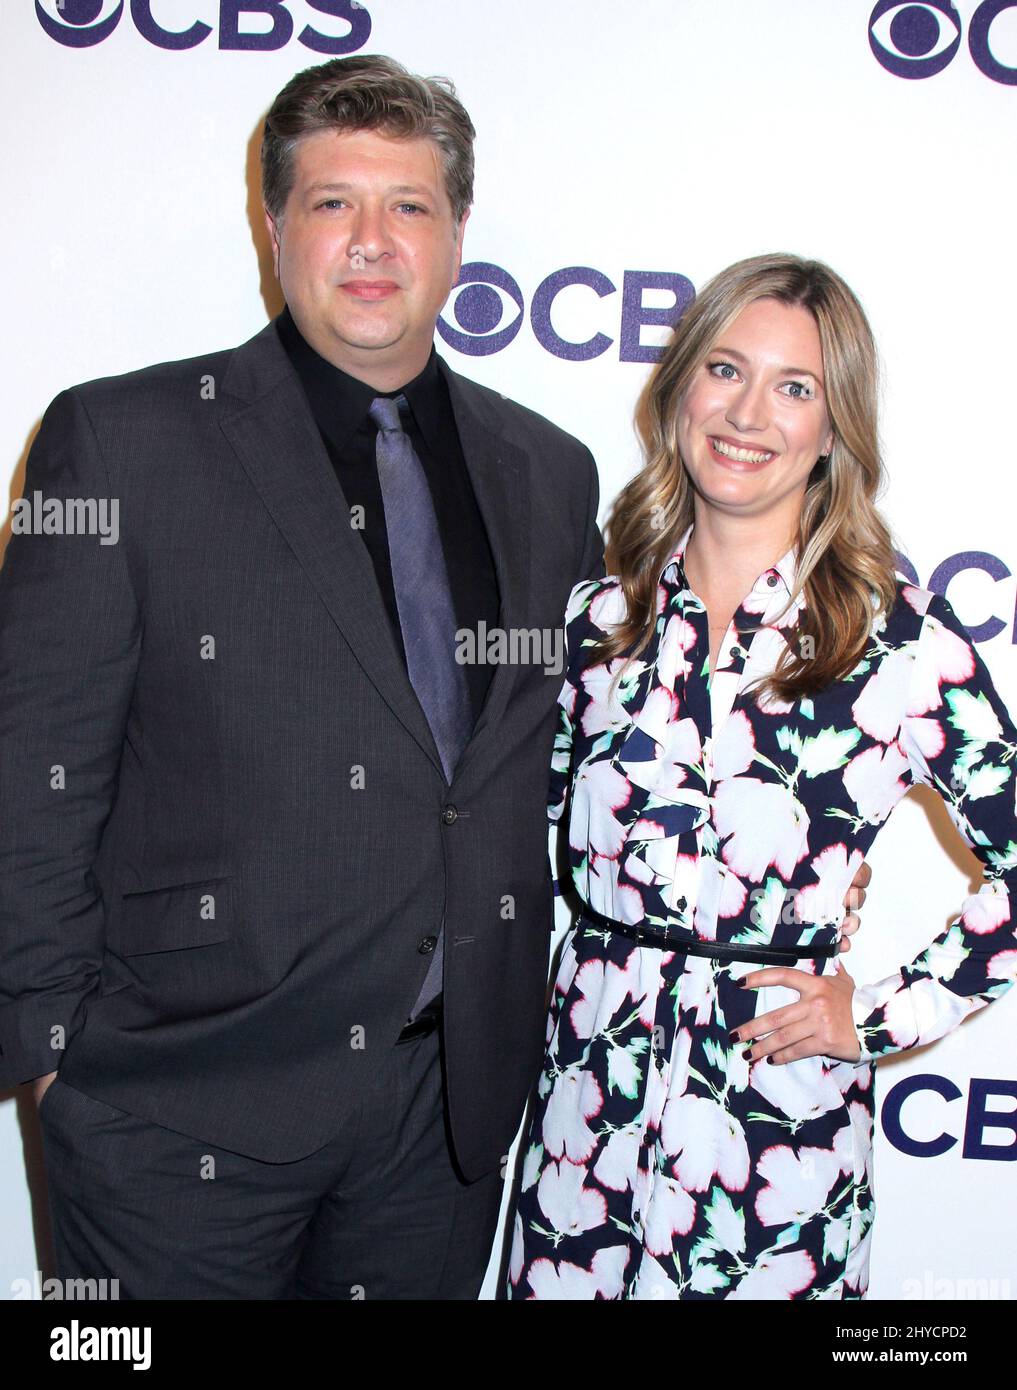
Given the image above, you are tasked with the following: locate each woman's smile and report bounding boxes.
[708,435,777,468]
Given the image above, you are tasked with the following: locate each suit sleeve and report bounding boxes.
[0,388,142,1087]
[576,446,606,583]
[850,592,1017,1062]
[548,448,603,910]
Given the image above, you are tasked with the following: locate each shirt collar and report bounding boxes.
[275,303,444,450]
[660,521,800,604]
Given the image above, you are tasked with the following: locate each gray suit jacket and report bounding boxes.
[0,315,604,1179]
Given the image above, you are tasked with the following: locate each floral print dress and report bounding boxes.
[507,522,1017,1300]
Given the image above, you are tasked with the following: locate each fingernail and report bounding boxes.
[737,978,748,989]
[728,1028,740,1040]
[742,1048,753,1061]
[766,1056,774,1064]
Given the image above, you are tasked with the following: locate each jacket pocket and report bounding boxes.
[110,876,232,956]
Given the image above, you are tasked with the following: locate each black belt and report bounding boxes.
[579,905,838,966]
[396,995,443,1044]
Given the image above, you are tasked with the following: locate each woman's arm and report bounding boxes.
[547,580,601,909]
[737,589,1017,1067]
[851,590,1017,1061]
[548,645,576,833]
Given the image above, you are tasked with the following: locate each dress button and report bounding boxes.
[729,645,740,659]
[441,805,458,825]
[766,572,779,587]
[417,936,438,955]
[675,897,687,911]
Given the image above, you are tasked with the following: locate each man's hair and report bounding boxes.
[262,53,475,228]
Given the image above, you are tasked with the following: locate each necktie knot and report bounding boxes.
[368,394,408,434]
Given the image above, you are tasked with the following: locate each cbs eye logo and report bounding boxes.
[36,0,123,46]
[870,1,1017,83]
[437,262,695,362]
[35,0,371,52]
[440,264,526,356]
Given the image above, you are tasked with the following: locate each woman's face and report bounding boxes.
[676,296,835,529]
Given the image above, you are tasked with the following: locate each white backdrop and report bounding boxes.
[2,0,1016,1301]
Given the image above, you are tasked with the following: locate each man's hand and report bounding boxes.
[836,858,871,954]
[32,1071,58,1107]
[732,961,861,1064]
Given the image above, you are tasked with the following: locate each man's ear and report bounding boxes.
[264,208,281,280]
[451,205,471,282]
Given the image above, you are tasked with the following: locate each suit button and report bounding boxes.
[441,805,458,825]
[418,936,438,955]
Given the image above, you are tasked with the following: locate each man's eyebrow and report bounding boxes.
[711,345,822,380]
[303,181,435,197]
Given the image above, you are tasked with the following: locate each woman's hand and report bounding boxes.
[731,960,862,1064]
[836,858,871,953]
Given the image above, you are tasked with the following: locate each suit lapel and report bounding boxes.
[439,359,532,780]
[218,320,532,786]
[219,320,444,776]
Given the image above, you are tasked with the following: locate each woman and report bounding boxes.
[506,253,1017,1300]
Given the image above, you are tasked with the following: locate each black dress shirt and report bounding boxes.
[275,305,500,727]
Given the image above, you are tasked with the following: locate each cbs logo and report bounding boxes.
[437,262,695,363]
[870,1,1017,83]
[882,1073,1017,1159]
[35,0,370,51]
[896,550,1017,645]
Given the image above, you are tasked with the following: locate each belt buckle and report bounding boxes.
[633,919,679,949]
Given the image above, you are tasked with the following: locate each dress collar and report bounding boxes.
[659,521,800,606]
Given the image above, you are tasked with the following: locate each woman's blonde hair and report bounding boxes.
[597,252,901,704]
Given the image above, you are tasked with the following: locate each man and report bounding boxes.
[0,54,868,1299]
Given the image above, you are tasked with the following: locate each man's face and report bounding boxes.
[265,127,468,387]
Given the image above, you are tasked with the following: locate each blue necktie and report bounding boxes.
[369,394,473,1016]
